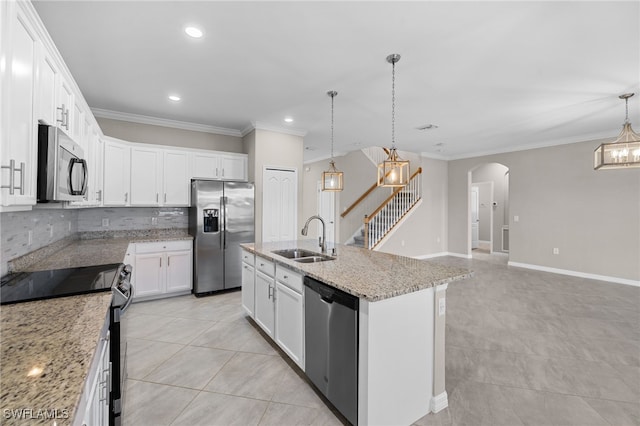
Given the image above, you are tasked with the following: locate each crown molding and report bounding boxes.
[242,121,307,138]
[444,130,616,161]
[91,108,243,137]
[420,151,450,161]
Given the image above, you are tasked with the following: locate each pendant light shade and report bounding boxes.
[322,90,344,191]
[594,93,640,170]
[378,54,410,187]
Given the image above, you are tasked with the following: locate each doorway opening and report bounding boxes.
[468,163,509,261]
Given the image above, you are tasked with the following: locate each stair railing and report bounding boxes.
[364,167,422,250]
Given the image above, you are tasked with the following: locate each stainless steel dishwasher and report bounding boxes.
[304,276,359,425]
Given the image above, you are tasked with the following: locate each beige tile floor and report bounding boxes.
[122,256,640,426]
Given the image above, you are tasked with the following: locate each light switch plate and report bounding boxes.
[102,218,109,227]
[438,297,446,316]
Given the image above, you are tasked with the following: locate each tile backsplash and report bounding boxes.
[1,207,188,276]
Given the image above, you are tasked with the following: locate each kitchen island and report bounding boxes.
[242,240,471,426]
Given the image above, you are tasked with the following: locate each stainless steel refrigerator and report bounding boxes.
[189,179,255,296]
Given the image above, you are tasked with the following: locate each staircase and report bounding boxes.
[347,167,422,250]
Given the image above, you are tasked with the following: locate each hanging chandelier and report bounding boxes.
[322,90,344,191]
[594,93,640,170]
[378,53,410,187]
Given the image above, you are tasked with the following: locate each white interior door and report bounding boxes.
[317,181,336,243]
[471,186,479,249]
[263,168,297,242]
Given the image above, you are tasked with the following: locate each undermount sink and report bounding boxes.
[294,255,334,263]
[271,249,335,263]
[271,248,319,259]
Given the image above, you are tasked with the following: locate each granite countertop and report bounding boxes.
[242,240,471,302]
[0,293,113,425]
[10,229,193,272]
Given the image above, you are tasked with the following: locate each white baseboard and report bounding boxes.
[445,252,473,259]
[430,391,448,413]
[507,261,640,287]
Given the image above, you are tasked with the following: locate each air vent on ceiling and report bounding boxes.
[416,124,439,130]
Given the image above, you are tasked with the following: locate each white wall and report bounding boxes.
[243,129,304,244]
[97,117,244,153]
[448,139,640,281]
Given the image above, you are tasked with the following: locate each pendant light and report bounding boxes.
[322,90,344,191]
[378,53,410,187]
[594,93,640,170]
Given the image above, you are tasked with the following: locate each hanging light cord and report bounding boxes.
[331,93,335,160]
[625,96,630,123]
[391,59,396,149]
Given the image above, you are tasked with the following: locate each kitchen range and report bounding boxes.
[1,262,133,425]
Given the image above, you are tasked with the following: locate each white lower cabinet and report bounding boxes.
[275,280,304,369]
[254,269,275,337]
[81,330,109,426]
[243,254,304,369]
[131,240,193,301]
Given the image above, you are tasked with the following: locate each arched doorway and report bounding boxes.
[468,163,510,260]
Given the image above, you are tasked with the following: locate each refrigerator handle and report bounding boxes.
[220,198,224,249]
[223,196,228,249]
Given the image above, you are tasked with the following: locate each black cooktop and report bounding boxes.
[0,263,122,305]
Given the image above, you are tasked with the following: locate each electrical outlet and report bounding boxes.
[151,217,158,225]
[438,297,446,316]
[68,221,71,232]
[401,239,405,247]
[436,236,441,244]
[102,218,109,227]
[48,224,53,238]
[553,247,559,255]
[28,231,33,246]
[514,215,519,222]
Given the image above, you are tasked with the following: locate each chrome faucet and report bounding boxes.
[301,215,327,254]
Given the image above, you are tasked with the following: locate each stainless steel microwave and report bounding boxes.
[37,124,88,202]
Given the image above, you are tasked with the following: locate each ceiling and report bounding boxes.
[33,1,640,162]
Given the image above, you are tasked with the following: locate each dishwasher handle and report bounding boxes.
[304,276,359,310]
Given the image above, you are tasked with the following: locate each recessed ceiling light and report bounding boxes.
[284,117,294,123]
[185,26,203,38]
[168,95,181,101]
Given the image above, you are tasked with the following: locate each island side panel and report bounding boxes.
[358,287,435,426]
[431,283,449,412]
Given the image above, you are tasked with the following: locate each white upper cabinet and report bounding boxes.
[192,152,247,181]
[0,1,39,209]
[130,146,162,206]
[35,44,59,126]
[163,150,189,206]
[103,138,131,206]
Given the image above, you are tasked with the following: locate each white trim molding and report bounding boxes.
[242,121,307,138]
[92,108,242,137]
[430,391,449,413]
[508,261,640,287]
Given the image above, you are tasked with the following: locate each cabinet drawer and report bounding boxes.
[276,266,303,294]
[255,256,274,277]
[241,249,255,267]
[135,240,192,254]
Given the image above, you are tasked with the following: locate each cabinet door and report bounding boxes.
[57,77,73,133]
[130,146,161,206]
[103,140,130,206]
[1,4,38,207]
[35,45,59,126]
[133,253,164,299]
[241,263,255,317]
[72,102,84,148]
[275,282,304,369]
[165,250,192,293]
[192,152,218,179]
[254,270,275,337]
[220,155,247,181]
[163,150,189,206]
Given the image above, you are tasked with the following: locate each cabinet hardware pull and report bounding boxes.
[156,193,159,202]
[222,168,225,177]
[124,192,128,203]
[1,160,25,195]
[97,189,102,201]
[56,104,65,126]
[268,284,272,299]
[168,257,170,267]
[283,275,288,279]
[160,258,162,267]
[216,167,219,176]
[164,193,167,203]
